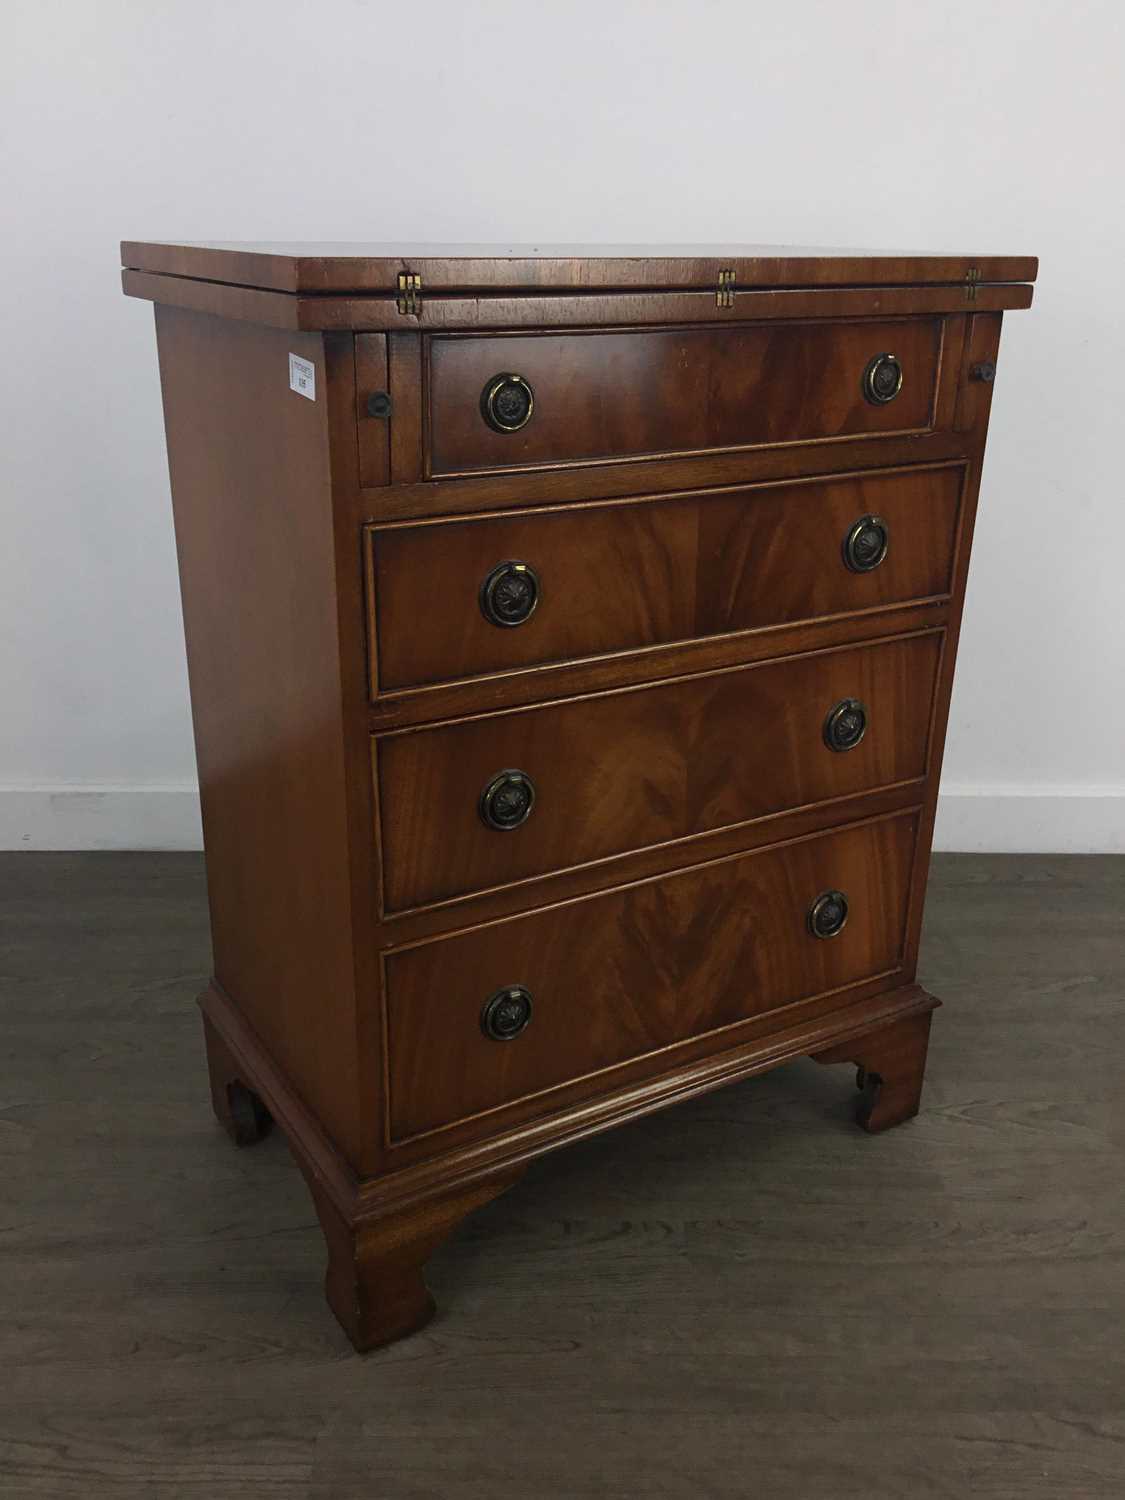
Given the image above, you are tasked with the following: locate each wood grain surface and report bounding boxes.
[385,814,918,1139]
[427,321,944,475]
[153,307,367,1165]
[1,851,1120,1498]
[121,269,1035,333]
[376,634,940,911]
[367,464,962,692]
[120,239,1039,293]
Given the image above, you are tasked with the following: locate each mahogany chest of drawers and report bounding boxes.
[123,241,1036,1351]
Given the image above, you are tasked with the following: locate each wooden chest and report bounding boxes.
[123,242,1036,1350]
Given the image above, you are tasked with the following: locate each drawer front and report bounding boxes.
[376,632,940,911]
[369,465,961,692]
[386,812,917,1140]
[427,319,944,476]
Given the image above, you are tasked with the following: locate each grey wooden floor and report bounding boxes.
[1,853,1123,1498]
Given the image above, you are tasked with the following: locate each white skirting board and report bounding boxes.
[0,786,203,851]
[1,782,1123,855]
[930,784,1125,854]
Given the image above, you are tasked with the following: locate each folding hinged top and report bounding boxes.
[122,241,1037,332]
[122,240,1038,295]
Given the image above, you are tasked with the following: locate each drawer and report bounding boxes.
[427,319,945,477]
[386,812,918,1141]
[368,465,962,692]
[375,631,940,911]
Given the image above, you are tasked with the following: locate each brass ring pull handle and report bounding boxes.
[843,514,889,573]
[481,373,535,432]
[808,889,849,939]
[480,561,540,627]
[824,699,868,753]
[862,352,903,405]
[481,985,533,1041]
[480,769,536,831]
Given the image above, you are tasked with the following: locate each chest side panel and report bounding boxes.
[154,307,365,1165]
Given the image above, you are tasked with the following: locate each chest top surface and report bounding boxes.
[121,240,1038,295]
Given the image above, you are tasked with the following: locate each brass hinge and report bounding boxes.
[396,272,422,316]
[964,267,980,302]
[717,268,736,309]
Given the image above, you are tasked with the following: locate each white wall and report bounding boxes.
[1,0,1121,852]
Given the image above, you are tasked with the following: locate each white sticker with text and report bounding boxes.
[288,353,316,401]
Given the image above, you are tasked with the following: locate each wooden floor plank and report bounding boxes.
[0,852,1122,1498]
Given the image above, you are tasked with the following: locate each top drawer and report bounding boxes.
[427,318,946,476]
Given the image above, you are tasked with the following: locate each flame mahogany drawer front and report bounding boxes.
[386,812,918,1141]
[126,239,1035,1352]
[426,318,945,477]
[375,631,941,912]
[367,464,962,693]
